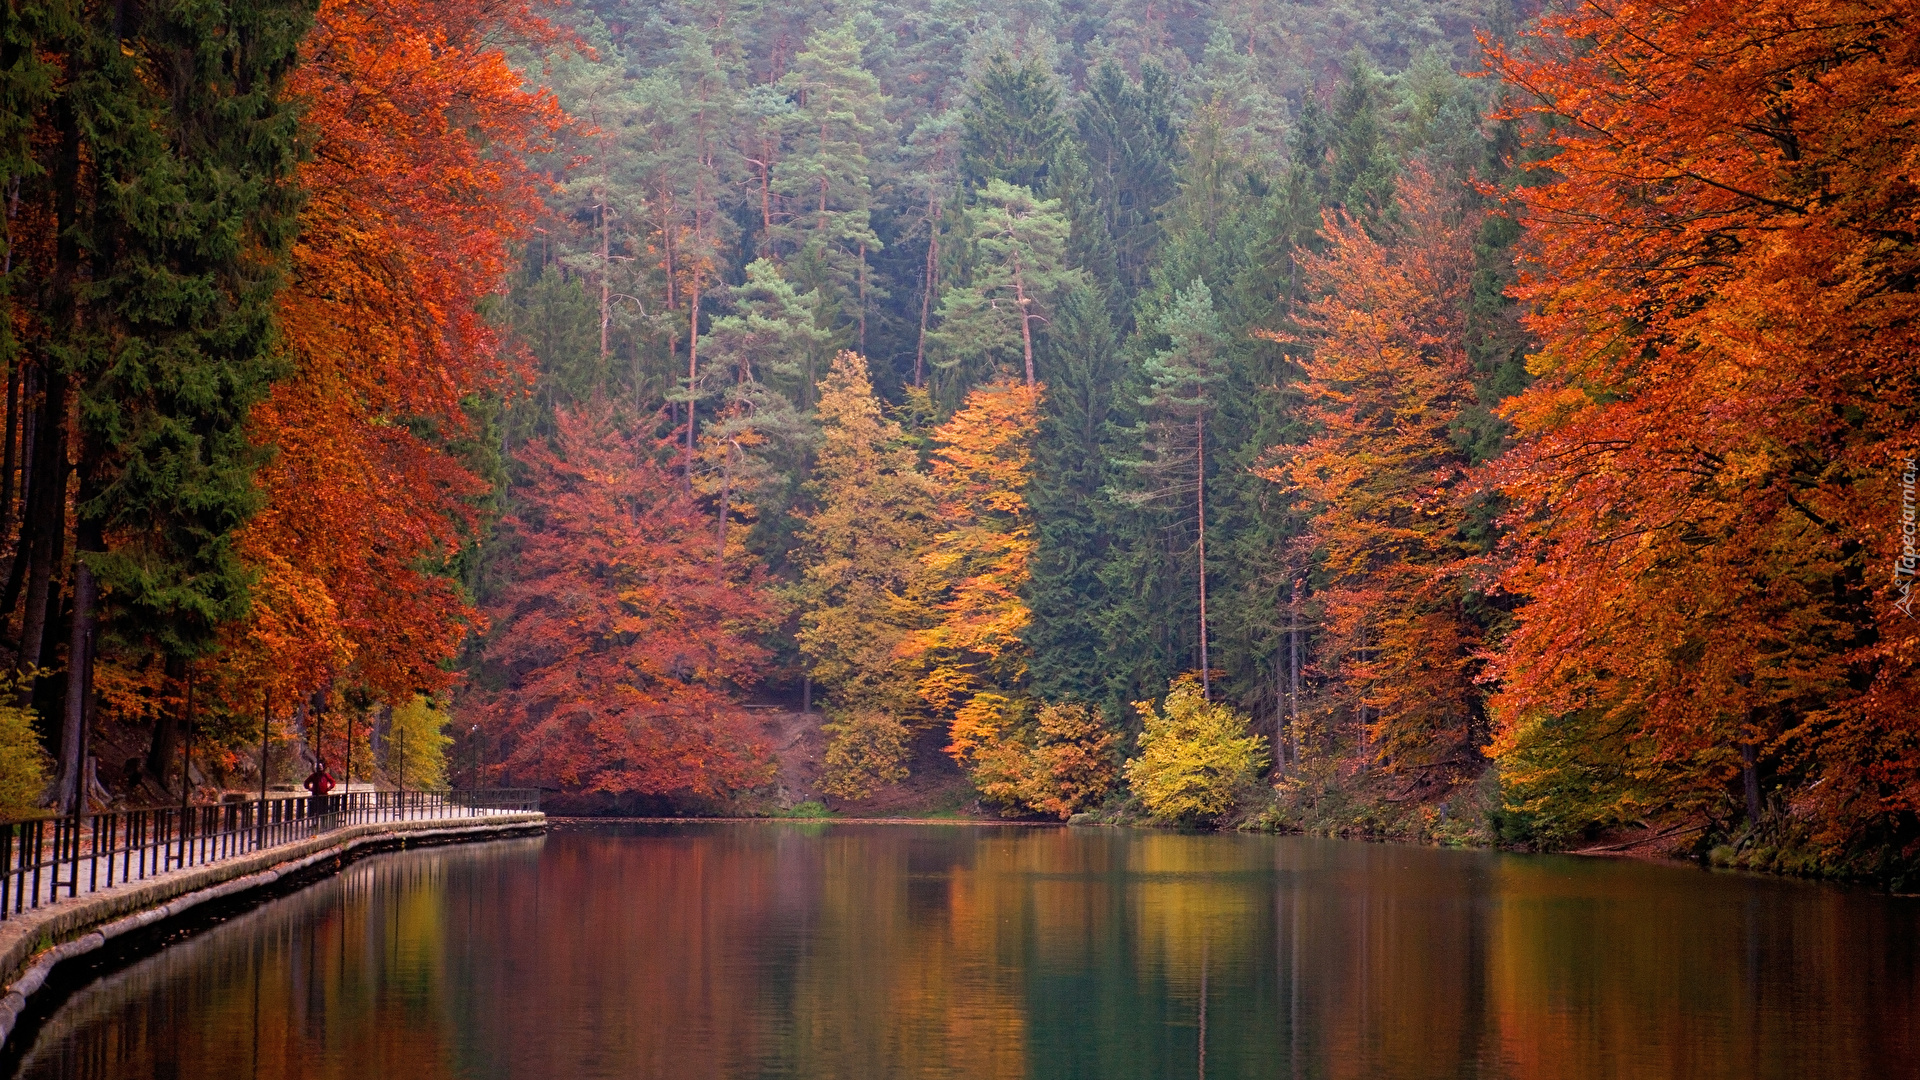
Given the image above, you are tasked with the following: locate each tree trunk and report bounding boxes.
[686,283,701,483]
[599,200,611,362]
[1741,740,1762,823]
[19,82,79,683]
[261,693,272,803]
[715,442,732,569]
[1290,578,1301,771]
[1196,414,1209,701]
[1356,620,1369,771]
[758,144,773,249]
[1012,250,1035,387]
[55,519,98,813]
[1274,670,1287,777]
[147,655,188,786]
[180,670,194,810]
[1,362,18,536]
[16,365,67,684]
[916,190,937,388]
[1,369,35,618]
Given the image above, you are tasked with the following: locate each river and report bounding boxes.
[7,821,1916,1079]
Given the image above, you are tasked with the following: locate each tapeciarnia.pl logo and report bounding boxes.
[1898,457,1918,618]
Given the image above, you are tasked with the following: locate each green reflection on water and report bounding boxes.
[11,823,1918,1080]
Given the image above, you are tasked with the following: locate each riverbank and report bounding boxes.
[712,725,1913,888]
[1069,769,1919,890]
[0,811,545,1052]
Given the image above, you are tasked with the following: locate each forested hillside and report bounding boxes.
[0,0,1914,881]
[476,0,1527,804]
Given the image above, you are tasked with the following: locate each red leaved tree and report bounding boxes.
[478,407,775,802]
[212,0,563,713]
[1484,0,1920,852]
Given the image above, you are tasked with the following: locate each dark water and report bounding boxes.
[9,822,1918,1079]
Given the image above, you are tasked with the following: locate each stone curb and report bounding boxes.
[0,812,545,1049]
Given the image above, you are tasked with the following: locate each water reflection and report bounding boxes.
[11,824,1917,1079]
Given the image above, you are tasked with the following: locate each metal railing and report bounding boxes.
[0,788,541,921]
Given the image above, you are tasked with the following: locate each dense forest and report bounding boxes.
[0,0,1914,879]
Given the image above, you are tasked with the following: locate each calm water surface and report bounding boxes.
[9,822,1918,1079]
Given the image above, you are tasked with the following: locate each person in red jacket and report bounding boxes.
[303,763,337,809]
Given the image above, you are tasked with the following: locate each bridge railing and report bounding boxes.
[0,788,541,921]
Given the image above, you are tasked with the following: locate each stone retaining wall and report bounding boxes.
[0,812,545,1049]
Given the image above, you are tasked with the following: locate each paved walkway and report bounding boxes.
[2,791,538,921]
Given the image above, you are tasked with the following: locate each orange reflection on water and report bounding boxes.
[11,824,1918,1080]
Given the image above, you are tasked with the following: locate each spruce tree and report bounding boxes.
[55,0,314,808]
[1329,55,1399,219]
[1097,102,1298,722]
[958,53,1067,193]
[1119,279,1229,698]
[1075,61,1179,314]
[696,258,828,567]
[1023,282,1121,703]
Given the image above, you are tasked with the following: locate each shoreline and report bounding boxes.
[551,815,1056,826]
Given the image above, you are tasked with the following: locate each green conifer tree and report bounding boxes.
[770,22,891,348]
[928,180,1080,397]
[958,53,1067,193]
[1023,283,1121,703]
[696,259,828,564]
[1116,279,1229,699]
[1074,61,1179,313]
[61,0,316,809]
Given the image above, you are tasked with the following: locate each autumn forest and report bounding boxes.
[0,0,1915,881]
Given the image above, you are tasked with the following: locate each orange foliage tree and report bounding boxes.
[904,378,1043,757]
[1262,172,1488,778]
[476,407,774,801]
[212,0,563,715]
[1485,0,1920,854]
[900,379,1120,818]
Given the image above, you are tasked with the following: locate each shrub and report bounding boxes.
[0,696,50,814]
[821,709,911,799]
[968,701,1123,819]
[1125,675,1268,825]
[387,695,453,791]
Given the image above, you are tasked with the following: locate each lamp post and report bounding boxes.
[178,667,193,866]
[258,691,270,844]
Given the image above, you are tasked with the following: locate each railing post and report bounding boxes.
[29,819,42,910]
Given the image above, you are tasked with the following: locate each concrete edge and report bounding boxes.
[550,816,1060,826]
[0,812,545,1050]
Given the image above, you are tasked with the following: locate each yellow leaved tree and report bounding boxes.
[794,353,941,799]
[1126,676,1268,824]
[387,695,454,792]
[909,379,1123,818]
[905,378,1042,742]
[0,688,50,815]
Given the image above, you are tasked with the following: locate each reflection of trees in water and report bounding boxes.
[13,827,1919,1080]
[15,839,546,1080]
